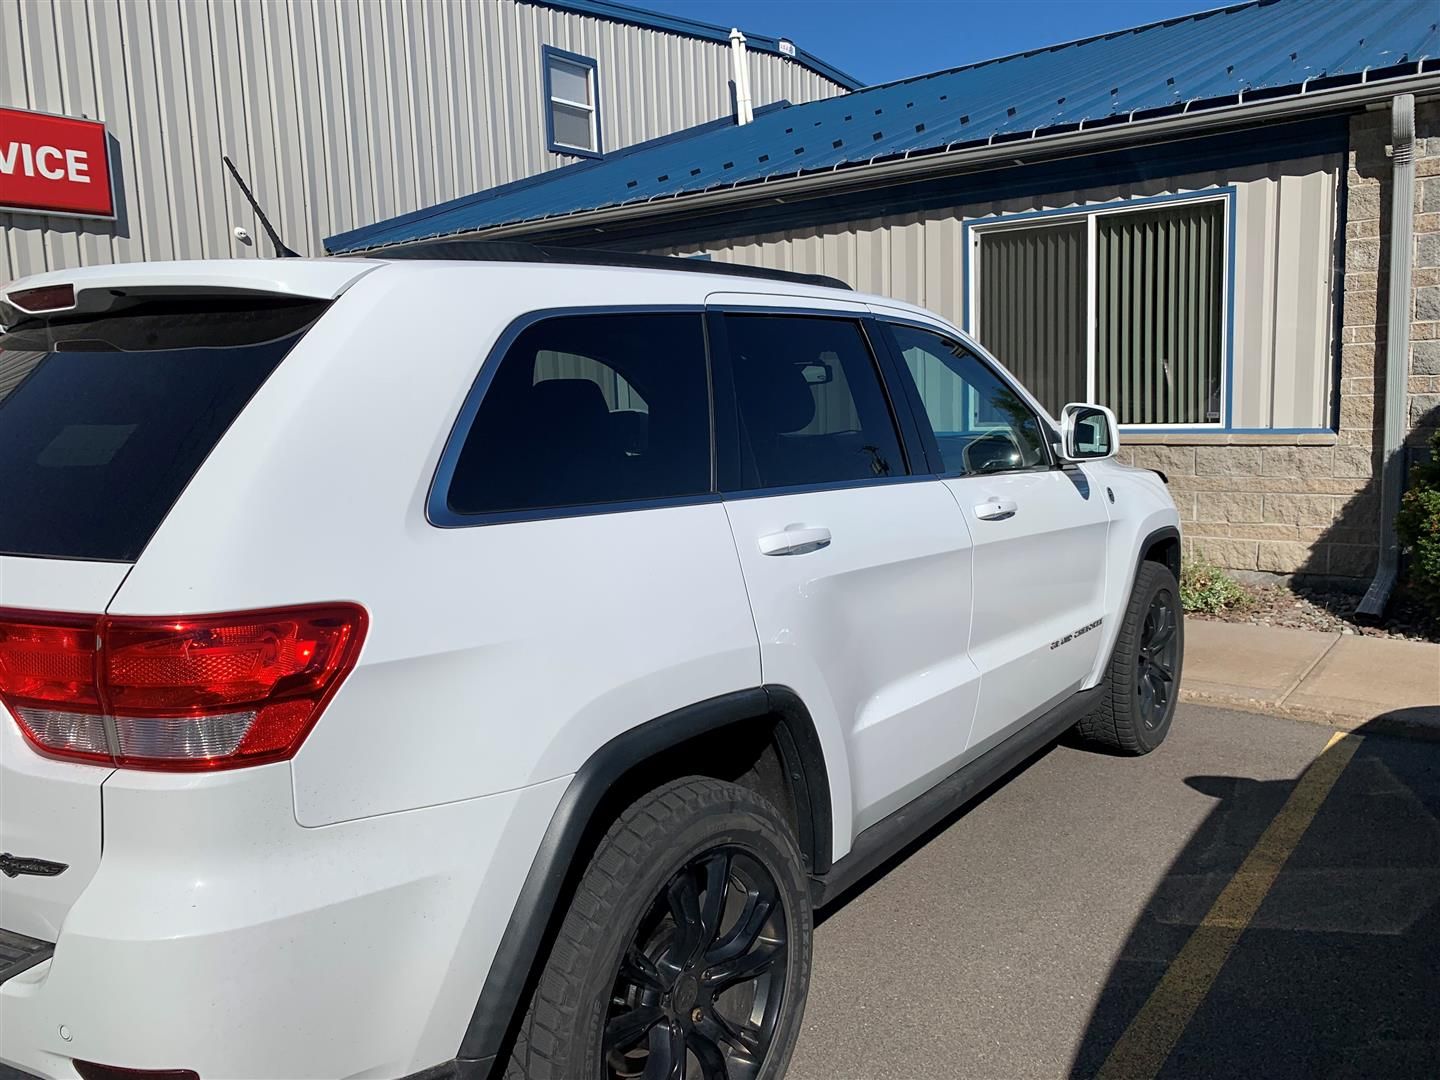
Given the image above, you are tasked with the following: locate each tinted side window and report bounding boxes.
[446,313,710,515]
[888,324,1049,476]
[722,314,904,491]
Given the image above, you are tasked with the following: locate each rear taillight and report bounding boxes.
[0,604,367,771]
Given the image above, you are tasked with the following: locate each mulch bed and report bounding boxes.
[1187,581,1440,644]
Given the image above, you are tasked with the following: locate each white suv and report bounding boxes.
[0,248,1182,1080]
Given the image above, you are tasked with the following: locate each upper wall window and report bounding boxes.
[543,46,602,158]
[972,197,1226,427]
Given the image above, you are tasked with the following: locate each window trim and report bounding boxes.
[542,45,603,159]
[874,318,1060,479]
[706,306,920,497]
[427,305,716,529]
[962,188,1239,433]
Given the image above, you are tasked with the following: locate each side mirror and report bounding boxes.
[1059,403,1119,462]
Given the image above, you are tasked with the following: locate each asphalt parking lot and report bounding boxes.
[788,704,1440,1079]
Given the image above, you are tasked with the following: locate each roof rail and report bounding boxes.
[366,238,853,291]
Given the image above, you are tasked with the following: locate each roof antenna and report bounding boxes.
[222,154,299,258]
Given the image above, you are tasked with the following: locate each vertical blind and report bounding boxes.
[976,221,1088,416]
[1097,201,1223,425]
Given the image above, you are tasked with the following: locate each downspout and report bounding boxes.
[1358,93,1415,617]
[729,29,754,126]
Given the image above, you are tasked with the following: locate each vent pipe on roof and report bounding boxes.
[730,28,754,125]
[1358,92,1416,619]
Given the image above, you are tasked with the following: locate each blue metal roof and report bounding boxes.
[530,1,864,90]
[327,0,1439,255]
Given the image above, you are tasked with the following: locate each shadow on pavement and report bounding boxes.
[812,740,1062,928]
[1069,718,1440,1079]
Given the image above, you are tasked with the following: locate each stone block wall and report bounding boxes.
[1119,101,1440,584]
[1118,436,1374,579]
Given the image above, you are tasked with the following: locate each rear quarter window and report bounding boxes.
[443,311,712,517]
[0,297,329,562]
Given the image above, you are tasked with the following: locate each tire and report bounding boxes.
[1073,560,1184,755]
[505,777,814,1080]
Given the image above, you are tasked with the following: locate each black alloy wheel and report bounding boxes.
[504,777,812,1080]
[1072,559,1184,755]
[603,846,788,1080]
[1136,590,1180,729]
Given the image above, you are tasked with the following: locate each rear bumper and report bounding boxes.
[0,765,568,1080]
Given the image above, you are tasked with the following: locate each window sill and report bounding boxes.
[549,142,604,160]
[1121,430,1337,446]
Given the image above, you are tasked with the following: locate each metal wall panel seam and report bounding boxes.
[76,0,112,267]
[144,0,178,260]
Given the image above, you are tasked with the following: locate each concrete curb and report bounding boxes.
[1180,687,1440,742]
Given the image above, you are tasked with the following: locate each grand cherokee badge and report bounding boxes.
[0,853,68,879]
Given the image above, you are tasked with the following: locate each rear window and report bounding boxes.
[0,297,329,562]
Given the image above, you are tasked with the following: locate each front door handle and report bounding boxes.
[758,524,832,556]
[974,497,1018,521]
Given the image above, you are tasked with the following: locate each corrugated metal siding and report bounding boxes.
[653,154,1340,429]
[0,0,846,284]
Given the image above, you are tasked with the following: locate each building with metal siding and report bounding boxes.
[327,0,1439,598]
[649,153,1343,432]
[0,0,854,283]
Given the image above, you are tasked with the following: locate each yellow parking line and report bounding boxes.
[1095,729,1361,1080]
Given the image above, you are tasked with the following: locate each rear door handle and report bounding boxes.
[758,525,832,556]
[974,497,1018,521]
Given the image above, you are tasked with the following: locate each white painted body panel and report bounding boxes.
[0,558,124,943]
[722,482,979,844]
[0,763,567,1080]
[1081,458,1183,684]
[0,259,1178,1079]
[0,556,129,614]
[944,467,1112,748]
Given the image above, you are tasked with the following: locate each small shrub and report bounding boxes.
[1180,558,1252,615]
[1396,429,1440,602]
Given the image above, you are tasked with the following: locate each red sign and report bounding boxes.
[0,107,115,219]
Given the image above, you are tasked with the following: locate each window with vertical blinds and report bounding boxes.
[974,198,1226,427]
[976,222,1088,417]
[1097,202,1223,424]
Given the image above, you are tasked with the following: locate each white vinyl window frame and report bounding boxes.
[542,46,602,159]
[965,190,1235,432]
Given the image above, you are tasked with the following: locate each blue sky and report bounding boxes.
[638,0,1222,85]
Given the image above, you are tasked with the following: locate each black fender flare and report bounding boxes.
[1137,525,1182,582]
[454,685,831,1074]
